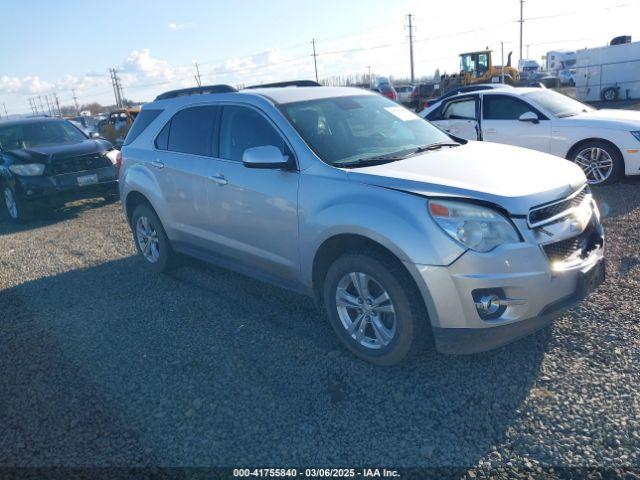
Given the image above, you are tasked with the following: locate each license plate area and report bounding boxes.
[77,173,98,186]
[577,259,605,298]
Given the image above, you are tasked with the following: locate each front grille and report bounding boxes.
[542,219,603,264]
[529,186,590,226]
[50,153,111,175]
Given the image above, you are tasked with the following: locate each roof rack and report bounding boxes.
[244,80,321,90]
[154,84,237,101]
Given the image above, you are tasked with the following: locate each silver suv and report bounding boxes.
[120,82,605,365]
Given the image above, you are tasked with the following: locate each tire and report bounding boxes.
[571,141,623,185]
[3,185,32,224]
[601,87,618,102]
[131,203,173,273]
[322,249,429,365]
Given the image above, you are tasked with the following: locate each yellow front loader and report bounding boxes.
[441,50,520,93]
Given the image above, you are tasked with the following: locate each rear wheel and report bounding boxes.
[322,250,429,365]
[131,203,173,273]
[571,141,623,185]
[3,186,32,224]
[601,87,618,102]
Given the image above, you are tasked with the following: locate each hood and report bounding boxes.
[346,141,586,215]
[559,109,640,130]
[6,139,113,164]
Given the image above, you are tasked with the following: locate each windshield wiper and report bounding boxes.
[338,155,408,168]
[410,142,460,154]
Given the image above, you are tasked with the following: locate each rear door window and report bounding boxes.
[441,98,477,120]
[123,109,162,146]
[165,106,218,156]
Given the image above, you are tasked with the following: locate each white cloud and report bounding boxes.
[168,22,192,30]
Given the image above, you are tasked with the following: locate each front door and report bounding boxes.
[480,94,551,152]
[204,104,300,284]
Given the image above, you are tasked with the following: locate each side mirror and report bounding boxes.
[519,111,539,124]
[242,145,290,169]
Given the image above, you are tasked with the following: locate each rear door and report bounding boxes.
[481,94,551,152]
[429,95,480,140]
[153,105,218,249]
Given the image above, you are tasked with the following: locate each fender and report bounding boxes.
[120,162,171,229]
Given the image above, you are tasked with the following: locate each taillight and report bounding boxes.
[115,151,122,178]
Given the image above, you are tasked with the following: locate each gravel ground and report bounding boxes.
[0,180,639,478]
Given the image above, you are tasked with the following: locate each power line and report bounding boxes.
[194,62,202,86]
[519,0,525,63]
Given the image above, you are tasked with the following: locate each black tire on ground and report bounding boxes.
[130,203,174,273]
[102,193,120,204]
[571,140,624,185]
[322,249,430,366]
[601,87,619,102]
[2,185,32,224]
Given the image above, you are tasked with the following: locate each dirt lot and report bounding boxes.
[0,179,639,477]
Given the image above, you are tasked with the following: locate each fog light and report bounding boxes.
[472,289,526,320]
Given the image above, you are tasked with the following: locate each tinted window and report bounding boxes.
[155,120,171,150]
[0,121,86,150]
[483,95,534,120]
[167,106,217,156]
[123,109,162,146]
[219,106,288,162]
[442,98,476,120]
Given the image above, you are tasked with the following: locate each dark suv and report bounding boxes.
[0,117,120,223]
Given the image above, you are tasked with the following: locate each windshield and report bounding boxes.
[280,95,451,166]
[523,90,594,118]
[0,121,87,150]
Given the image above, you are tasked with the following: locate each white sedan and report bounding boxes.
[420,87,640,184]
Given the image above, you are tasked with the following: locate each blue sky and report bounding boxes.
[2,0,639,114]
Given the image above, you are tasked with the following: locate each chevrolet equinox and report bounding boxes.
[119,82,605,365]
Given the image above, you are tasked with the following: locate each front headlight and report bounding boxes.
[428,199,521,252]
[9,163,45,176]
[631,131,640,142]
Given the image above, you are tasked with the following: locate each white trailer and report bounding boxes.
[546,50,576,75]
[575,41,640,102]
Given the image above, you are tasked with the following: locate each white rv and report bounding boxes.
[546,50,577,75]
[575,41,640,102]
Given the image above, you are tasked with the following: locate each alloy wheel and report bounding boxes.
[3,188,18,220]
[574,147,614,184]
[136,215,161,263]
[335,272,397,349]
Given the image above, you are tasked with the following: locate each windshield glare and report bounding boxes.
[281,95,451,166]
[0,121,87,150]
[523,90,593,118]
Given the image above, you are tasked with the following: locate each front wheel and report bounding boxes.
[131,203,173,273]
[322,251,429,365]
[571,141,623,185]
[3,186,32,224]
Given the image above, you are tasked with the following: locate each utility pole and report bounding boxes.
[28,98,36,115]
[72,89,80,115]
[501,42,505,84]
[311,38,319,83]
[194,62,202,87]
[407,14,415,83]
[2,103,8,119]
[519,0,525,64]
[54,93,61,117]
[38,96,45,114]
[367,65,372,86]
[109,68,124,108]
[44,95,53,116]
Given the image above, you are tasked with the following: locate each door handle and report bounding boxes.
[485,128,497,133]
[150,160,165,169]
[208,173,228,186]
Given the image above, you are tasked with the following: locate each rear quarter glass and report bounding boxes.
[123,109,163,146]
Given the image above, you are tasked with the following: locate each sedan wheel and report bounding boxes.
[573,146,614,185]
[335,272,397,349]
